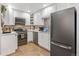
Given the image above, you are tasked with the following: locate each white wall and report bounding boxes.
[0,5,2,33]
[74,4,79,56]
[54,3,79,56]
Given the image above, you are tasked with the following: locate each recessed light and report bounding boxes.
[27,10,31,12]
[8,5,12,12]
[38,13,40,15]
[43,4,48,7]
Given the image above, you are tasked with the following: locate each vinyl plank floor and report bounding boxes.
[9,43,50,56]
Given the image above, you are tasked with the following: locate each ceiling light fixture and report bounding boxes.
[43,4,48,7]
[8,5,12,12]
[27,10,31,12]
[38,13,40,15]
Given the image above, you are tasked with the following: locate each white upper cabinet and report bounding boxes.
[34,12,44,25]
[3,7,10,25]
[3,6,15,25]
[25,13,30,25]
[42,6,55,18]
[33,5,56,25]
[3,4,30,25]
[8,8,15,25]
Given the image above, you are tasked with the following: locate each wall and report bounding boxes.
[54,3,79,56]
[0,4,2,33]
[73,4,79,56]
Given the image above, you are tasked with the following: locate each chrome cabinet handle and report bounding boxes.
[51,42,72,50]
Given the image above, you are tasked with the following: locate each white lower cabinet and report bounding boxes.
[38,32,50,51]
[0,33,17,55]
[27,32,33,42]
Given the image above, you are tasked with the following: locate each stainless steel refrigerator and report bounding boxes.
[50,7,76,56]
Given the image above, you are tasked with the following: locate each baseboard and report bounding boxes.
[27,41,33,43]
[34,43,50,52]
[5,50,16,56]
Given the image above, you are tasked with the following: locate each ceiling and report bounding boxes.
[7,3,53,14]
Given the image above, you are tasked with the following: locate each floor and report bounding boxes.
[9,43,50,56]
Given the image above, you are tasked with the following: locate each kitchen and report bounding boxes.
[0,3,51,56]
[0,3,78,56]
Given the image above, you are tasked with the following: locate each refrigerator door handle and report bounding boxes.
[51,42,72,50]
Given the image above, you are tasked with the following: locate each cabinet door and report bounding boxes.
[42,6,55,18]
[9,9,15,25]
[38,33,50,50]
[1,35,17,55]
[34,12,44,25]
[33,32,38,44]
[25,14,30,25]
[27,32,33,42]
[4,9,10,25]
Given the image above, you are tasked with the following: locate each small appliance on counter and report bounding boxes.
[39,27,48,32]
[2,25,11,33]
[43,27,48,32]
[39,27,44,31]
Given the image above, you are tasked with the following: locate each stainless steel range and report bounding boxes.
[14,28,27,46]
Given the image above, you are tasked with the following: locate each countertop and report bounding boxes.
[27,30,39,32]
[0,32,18,36]
[27,29,49,33]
